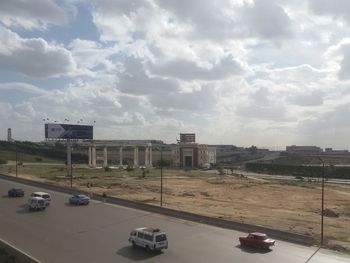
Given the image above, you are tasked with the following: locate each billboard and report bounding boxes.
[45,123,93,139]
[180,133,196,143]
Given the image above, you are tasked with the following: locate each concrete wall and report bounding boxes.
[0,238,40,263]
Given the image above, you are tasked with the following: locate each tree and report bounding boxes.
[247,145,258,155]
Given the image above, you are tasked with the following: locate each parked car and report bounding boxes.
[69,194,90,205]
[27,196,49,211]
[8,188,24,197]
[239,232,275,249]
[129,227,168,251]
[31,192,51,205]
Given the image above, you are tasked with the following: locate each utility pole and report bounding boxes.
[160,147,163,207]
[321,159,325,246]
[15,141,18,177]
[67,138,72,187]
[316,156,325,247]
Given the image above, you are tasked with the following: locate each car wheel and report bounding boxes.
[132,241,136,248]
[145,245,150,251]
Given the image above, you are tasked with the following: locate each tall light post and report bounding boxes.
[15,141,18,177]
[160,147,163,207]
[154,146,164,207]
[316,156,325,247]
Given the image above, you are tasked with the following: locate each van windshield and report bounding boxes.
[155,234,167,242]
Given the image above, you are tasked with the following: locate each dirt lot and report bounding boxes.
[1,164,349,252]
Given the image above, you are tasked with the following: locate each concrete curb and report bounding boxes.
[0,173,316,246]
[0,238,40,263]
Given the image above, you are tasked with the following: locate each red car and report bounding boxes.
[239,232,275,249]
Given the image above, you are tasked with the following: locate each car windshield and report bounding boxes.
[155,234,167,242]
[255,235,267,240]
[42,195,50,199]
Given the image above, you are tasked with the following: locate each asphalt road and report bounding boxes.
[0,178,349,263]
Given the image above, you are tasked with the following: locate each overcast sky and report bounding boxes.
[1,0,350,149]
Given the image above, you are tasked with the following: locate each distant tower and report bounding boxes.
[7,128,12,142]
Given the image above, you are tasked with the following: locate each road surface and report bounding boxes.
[0,178,349,263]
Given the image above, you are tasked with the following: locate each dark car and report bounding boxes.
[8,188,24,197]
[69,194,90,205]
[239,232,275,249]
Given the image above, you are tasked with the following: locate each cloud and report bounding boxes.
[149,55,244,81]
[241,0,293,40]
[0,82,49,95]
[308,0,350,24]
[118,56,180,95]
[0,26,76,78]
[287,90,324,106]
[149,85,217,111]
[338,45,350,80]
[0,0,67,30]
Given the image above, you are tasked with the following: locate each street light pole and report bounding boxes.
[321,159,325,246]
[15,141,18,177]
[160,147,163,207]
[317,156,325,247]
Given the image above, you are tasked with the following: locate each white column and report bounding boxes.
[103,146,108,168]
[119,147,123,166]
[149,146,152,167]
[92,146,96,168]
[88,146,92,167]
[145,147,149,167]
[134,147,139,168]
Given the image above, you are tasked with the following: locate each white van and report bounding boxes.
[28,197,48,210]
[129,227,168,251]
[30,192,51,205]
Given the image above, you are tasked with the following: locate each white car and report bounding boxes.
[129,227,168,251]
[31,192,51,205]
[28,196,49,211]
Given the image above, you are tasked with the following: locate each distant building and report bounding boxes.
[172,134,216,168]
[286,145,323,155]
[7,128,13,142]
[179,133,196,144]
[324,148,349,155]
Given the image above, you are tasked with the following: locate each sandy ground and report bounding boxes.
[1,165,349,252]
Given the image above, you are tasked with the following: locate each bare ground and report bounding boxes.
[1,165,349,252]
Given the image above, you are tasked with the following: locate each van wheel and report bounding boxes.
[145,245,150,251]
[132,241,136,248]
[43,207,46,210]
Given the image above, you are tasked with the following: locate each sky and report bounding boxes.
[1,0,350,149]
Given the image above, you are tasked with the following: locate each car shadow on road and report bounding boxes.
[235,244,272,254]
[16,204,31,214]
[2,194,9,198]
[116,246,162,261]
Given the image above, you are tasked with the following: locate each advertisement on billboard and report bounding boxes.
[45,124,93,139]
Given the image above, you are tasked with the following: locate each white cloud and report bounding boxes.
[148,55,244,81]
[0,0,68,30]
[0,82,49,95]
[0,26,76,78]
[308,0,350,25]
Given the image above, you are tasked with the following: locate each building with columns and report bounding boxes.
[85,140,161,168]
[73,136,216,169]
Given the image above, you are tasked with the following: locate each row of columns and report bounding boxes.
[88,146,152,168]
